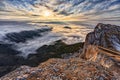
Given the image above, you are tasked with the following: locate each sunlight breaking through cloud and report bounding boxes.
[0,0,120,22]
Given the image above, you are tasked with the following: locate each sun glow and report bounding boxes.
[43,10,53,17]
[37,9,79,21]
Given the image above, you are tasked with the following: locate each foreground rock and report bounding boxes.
[1,55,120,80]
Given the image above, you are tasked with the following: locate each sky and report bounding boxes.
[0,0,120,22]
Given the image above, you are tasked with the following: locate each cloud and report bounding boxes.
[0,0,120,21]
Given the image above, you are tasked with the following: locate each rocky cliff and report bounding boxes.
[82,23,120,66]
[1,23,120,80]
[82,23,120,53]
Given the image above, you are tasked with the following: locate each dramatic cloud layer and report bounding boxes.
[0,0,120,22]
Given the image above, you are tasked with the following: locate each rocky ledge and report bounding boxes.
[1,56,120,80]
[1,23,120,80]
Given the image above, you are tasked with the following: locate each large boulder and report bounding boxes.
[82,23,120,64]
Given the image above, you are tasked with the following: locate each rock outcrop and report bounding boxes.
[83,23,120,51]
[82,23,120,64]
